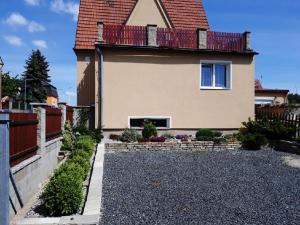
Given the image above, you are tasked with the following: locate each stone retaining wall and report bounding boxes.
[105,141,241,152]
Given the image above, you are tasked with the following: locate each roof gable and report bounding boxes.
[75,0,210,49]
[126,0,171,28]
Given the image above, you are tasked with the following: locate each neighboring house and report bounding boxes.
[43,82,58,106]
[255,80,289,106]
[74,0,257,133]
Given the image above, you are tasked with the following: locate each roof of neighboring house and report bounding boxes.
[42,82,58,98]
[75,0,210,50]
[255,79,289,94]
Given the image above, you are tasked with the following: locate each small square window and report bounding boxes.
[200,62,231,89]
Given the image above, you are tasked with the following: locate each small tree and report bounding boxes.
[1,72,21,98]
[22,50,51,103]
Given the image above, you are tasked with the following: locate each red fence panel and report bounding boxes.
[66,106,74,125]
[9,113,38,166]
[207,31,246,52]
[157,28,197,49]
[46,107,62,141]
[103,24,147,46]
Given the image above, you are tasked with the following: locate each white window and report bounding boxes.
[128,116,171,129]
[200,61,231,89]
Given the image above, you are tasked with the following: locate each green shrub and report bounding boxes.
[196,129,215,141]
[224,133,239,142]
[242,118,295,141]
[120,128,142,142]
[142,123,157,138]
[71,149,91,161]
[61,121,76,150]
[240,133,267,150]
[162,132,174,139]
[90,128,103,143]
[76,135,94,154]
[54,162,85,180]
[68,154,91,176]
[41,173,83,216]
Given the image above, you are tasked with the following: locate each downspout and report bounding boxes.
[96,46,103,129]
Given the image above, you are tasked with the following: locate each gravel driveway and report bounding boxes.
[100,150,300,225]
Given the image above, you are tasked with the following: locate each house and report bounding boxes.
[74,0,257,134]
[255,80,289,106]
[43,82,59,106]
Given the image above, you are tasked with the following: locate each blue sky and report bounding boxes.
[1,0,299,106]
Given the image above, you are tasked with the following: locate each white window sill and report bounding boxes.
[200,86,231,90]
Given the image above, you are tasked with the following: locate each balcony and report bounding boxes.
[97,24,251,53]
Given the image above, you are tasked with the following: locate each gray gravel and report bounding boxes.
[100,150,300,225]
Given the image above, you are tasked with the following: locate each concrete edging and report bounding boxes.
[15,143,105,225]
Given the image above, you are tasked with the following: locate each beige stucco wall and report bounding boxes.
[255,92,287,105]
[100,49,255,129]
[126,0,169,28]
[76,50,95,106]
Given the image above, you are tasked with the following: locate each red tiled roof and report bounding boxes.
[255,80,263,90]
[75,0,210,50]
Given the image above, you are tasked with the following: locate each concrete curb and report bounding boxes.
[15,143,105,225]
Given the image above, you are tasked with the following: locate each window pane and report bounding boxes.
[201,64,213,87]
[130,118,168,128]
[215,64,227,88]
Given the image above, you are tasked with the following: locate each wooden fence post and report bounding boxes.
[0,113,10,225]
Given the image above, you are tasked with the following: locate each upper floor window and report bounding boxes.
[200,61,231,89]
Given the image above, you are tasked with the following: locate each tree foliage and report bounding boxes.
[288,93,300,104]
[1,72,21,98]
[22,50,51,103]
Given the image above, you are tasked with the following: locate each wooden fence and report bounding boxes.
[157,28,197,49]
[66,106,74,125]
[256,110,300,137]
[255,105,286,115]
[45,107,62,141]
[102,25,247,52]
[103,24,147,46]
[207,31,246,52]
[9,113,38,166]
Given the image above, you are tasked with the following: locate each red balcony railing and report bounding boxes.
[157,28,197,49]
[103,25,147,46]
[102,25,248,52]
[207,31,246,52]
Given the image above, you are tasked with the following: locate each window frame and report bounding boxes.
[128,116,172,129]
[200,60,232,90]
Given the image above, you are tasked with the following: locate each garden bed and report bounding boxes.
[24,146,97,218]
[105,141,241,152]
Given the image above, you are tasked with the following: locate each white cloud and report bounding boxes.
[3,35,24,47]
[32,40,47,49]
[5,13,28,26]
[65,91,76,97]
[28,21,45,32]
[4,12,45,32]
[50,0,79,21]
[24,0,40,6]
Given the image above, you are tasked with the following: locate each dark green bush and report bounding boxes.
[142,123,157,138]
[61,121,76,150]
[90,128,103,143]
[54,162,85,180]
[41,173,83,216]
[240,133,268,150]
[120,128,142,142]
[196,129,215,141]
[242,118,295,141]
[68,154,90,176]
